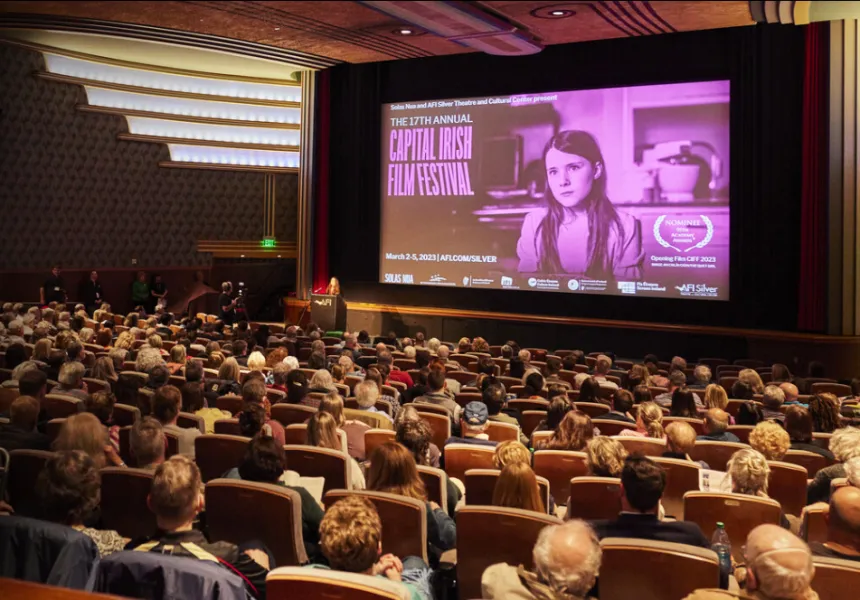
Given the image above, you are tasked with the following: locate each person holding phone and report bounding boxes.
[517,130,643,280]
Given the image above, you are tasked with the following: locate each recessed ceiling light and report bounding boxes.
[550,10,566,16]
[531,6,577,19]
[398,28,414,35]
[274,27,280,31]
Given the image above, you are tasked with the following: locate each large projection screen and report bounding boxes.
[380,81,730,300]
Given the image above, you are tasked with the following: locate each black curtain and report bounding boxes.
[327,25,804,332]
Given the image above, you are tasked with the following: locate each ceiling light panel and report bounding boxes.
[84,87,301,124]
[167,144,300,168]
[45,54,301,102]
[125,116,300,146]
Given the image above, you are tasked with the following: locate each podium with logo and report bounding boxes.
[310,294,347,332]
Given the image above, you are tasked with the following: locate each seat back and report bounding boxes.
[0,387,20,413]
[417,411,451,450]
[82,378,109,394]
[520,410,547,437]
[454,392,482,408]
[802,504,829,544]
[532,450,589,504]
[684,492,782,560]
[323,489,428,563]
[767,460,808,517]
[8,449,54,517]
[164,431,179,459]
[365,429,396,460]
[486,420,519,442]
[416,465,449,514]
[531,430,553,447]
[782,449,829,477]
[567,476,621,520]
[574,402,610,418]
[44,394,83,419]
[443,443,496,482]
[456,506,561,600]
[284,423,308,445]
[215,394,243,415]
[46,418,65,443]
[652,457,701,519]
[206,479,308,567]
[344,408,393,430]
[285,445,349,493]
[507,399,549,413]
[266,566,410,600]
[99,467,157,539]
[463,468,550,513]
[599,537,720,600]
[592,419,636,436]
[663,416,705,435]
[195,434,250,482]
[2,578,129,600]
[177,411,205,434]
[213,418,243,436]
[726,425,755,443]
[811,556,860,597]
[613,435,667,457]
[271,403,317,427]
[688,440,748,471]
[810,382,852,397]
[112,403,140,427]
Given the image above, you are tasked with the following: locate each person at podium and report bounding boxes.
[325,276,341,295]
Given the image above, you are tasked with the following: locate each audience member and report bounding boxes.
[446,401,497,447]
[285,369,309,404]
[591,455,709,547]
[313,496,431,600]
[56,361,89,401]
[808,427,860,504]
[55,412,124,468]
[592,355,618,391]
[484,381,529,445]
[539,410,594,451]
[181,381,230,434]
[761,385,786,423]
[808,486,860,562]
[493,462,545,514]
[785,405,835,460]
[665,421,709,469]
[243,380,285,445]
[482,520,601,600]
[739,369,766,395]
[727,448,791,529]
[655,371,690,408]
[670,388,699,418]
[321,391,369,462]
[771,364,793,384]
[133,456,270,598]
[749,421,790,461]
[307,410,365,489]
[543,356,572,390]
[780,382,803,406]
[703,384,734,423]
[809,393,841,433]
[151,384,200,458]
[396,406,441,468]
[0,396,50,451]
[601,389,635,423]
[731,380,755,401]
[690,365,712,390]
[698,408,740,443]
[414,368,461,423]
[586,436,628,478]
[737,400,764,425]
[37,450,128,557]
[619,401,666,440]
[85,390,120,451]
[354,379,393,423]
[130,416,165,470]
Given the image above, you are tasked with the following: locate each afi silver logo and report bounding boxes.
[314,299,332,306]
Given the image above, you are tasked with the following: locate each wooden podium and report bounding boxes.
[310,294,347,332]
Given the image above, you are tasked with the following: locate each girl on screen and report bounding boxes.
[516,130,644,280]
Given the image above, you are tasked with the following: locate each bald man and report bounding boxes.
[809,486,860,561]
[697,408,741,443]
[684,524,818,599]
[780,382,803,406]
[482,520,601,600]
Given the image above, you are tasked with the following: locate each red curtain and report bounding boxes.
[798,23,828,332]
[312,70,331,294]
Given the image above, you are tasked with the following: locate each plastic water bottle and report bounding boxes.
[711,522,732,589]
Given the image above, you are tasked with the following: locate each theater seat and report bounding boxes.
[195,434,249,482]
[272,403,316,427]
[285,423,308,445]
[3,578,128,600]
[532,450,588,504]
[566,477,621,520]
[767,460,808,517]
[574,402,610,419]
[727,425,755,443]
[652,456,701,520]
[520,410,548,437]
[99,467,156,540]
[443,443,495,482]
[206,479,308,567]
[416,411,451,450]
[323,489,428,563]
[7,449,54,518]
[612,436,667,457]
[684,491,782,561]
[782,449,829,477]
[457,506,561,600]
[811,556,860,597]
[663,416,705,435]
[802,504,828,544]
[112,403,140,427]
[599,538,720,599]
[364,429,396,461]
[592,419,636,436]
[44,394,83,419]
[286,445,349,493]
[464,468,550,513]
[486,420,519,442]
[810,382,851,397]
[417,465,449,514]
[213,418,243,436]
[688,441,748,471]
[266,566,411,600]
[177,412,205,433]
[45,418,65,443]
[215,394,243,415]
[507,399,549,413]
[531,430,553,447]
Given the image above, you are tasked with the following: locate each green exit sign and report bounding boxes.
[260,238,276,248]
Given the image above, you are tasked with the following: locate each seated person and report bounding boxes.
[307,411,366,490]
[785,405,835,460]
[601,389,636,424]
[727,448,791,529]
[152,385,200,459]
[761,385,787,423]
[543,356,573,390]
[145,365,170,392]
[654,371,688,408]
[590,455,709,548]
[697,408,740,443]
[808,486,860,561]
[779,382,804,406]
[538,410,594,451]
[134,456,270,599]
[354,379,393,424]
[749,421,790,461]
[665,421,710,469]
[225,434,324,561]
[482,520,601,600]
[242,380,285,445]
[56,361,90,401]
[808,427,860,505]
[130,416,166,471]
[37,450,128,557]
[396,405,441,468]
[0,396,50,451]
[414,367,461,424]
[686,525,819,600]
[484,381,529,446]
[310,496,432,600]
[586,436,628,478]
[689,365,712,390]
[444,401,498,448]
[493,462,546,514]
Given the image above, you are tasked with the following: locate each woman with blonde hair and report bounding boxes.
[54,413,124,469]
[33,338,53,362]
[166,344,186,375]
[307,410,365,490]
[90,356,118,387]
[493,462,545,514]
[738,368,765,395]
[114,330,134,351]
[703,384,732,421]
[367,441,455,557]
[493,440,532,469]
[207,351,225,370]
[246,351,266,372]
[619,401,665,439]
[749,421,790,461]
[727,448,791,529]
[586,436,628,477]
[539,410,594,451]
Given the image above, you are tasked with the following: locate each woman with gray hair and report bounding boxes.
[482,519,601,599]
[807,426,860,505]
[57,362,89,401]
[728,448,791,529]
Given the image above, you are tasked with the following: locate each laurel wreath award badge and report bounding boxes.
[654,215,714,253]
